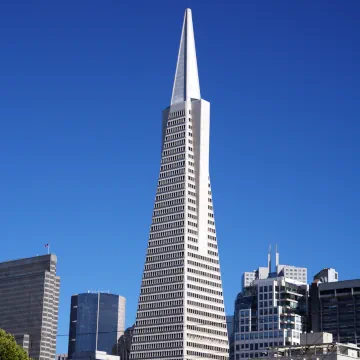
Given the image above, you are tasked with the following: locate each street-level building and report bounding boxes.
[270,332,360,360]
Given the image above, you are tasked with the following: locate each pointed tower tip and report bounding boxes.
[171,8,201,105]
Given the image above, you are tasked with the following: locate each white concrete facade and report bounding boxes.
[233,277,308,360]
[130,8,228,360]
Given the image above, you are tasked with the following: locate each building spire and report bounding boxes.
[171,8,201,105]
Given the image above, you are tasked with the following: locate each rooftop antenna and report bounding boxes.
[268,244,272,273]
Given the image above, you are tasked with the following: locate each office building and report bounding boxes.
[232,275,308,360]
[14,334,30,354]
[241,248,307,290]
[0,254,60,360]
[56,354,68,360]
[227,316,235,342]
[242,272,256,289]
[313,268,339,283]
[310,271,360,344]
[270,332,360,360]
[113,325,134,360]
[72,351,120,360]
[68,292,125,359]
[130,8,229,360]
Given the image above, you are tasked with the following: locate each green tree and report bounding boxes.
[0,329,31,360]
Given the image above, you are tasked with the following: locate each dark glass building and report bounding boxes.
[0,254,60,360]
[310,279,360,344]
[68,292,125,359]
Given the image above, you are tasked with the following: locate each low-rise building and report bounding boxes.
[270,332,360,360]
[72,351,119,360]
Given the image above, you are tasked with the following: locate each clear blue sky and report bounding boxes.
[1,0,359,354]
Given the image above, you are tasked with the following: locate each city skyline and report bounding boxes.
[1,1,359,356]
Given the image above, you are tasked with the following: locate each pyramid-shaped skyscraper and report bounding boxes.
[130,9,229,360]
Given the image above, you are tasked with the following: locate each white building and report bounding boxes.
[72,351,120,360]
[276,265,307,284]
[242,248,307,290]
[233,276,308,360]
[130,8,228,360]
[270,332,360,360]
[242,272,256,289]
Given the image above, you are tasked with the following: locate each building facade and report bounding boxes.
[310,276,360,344]
[232,276,308,360]
[242,248,307,291]
[56,354,68,360]
[130,8,229,360]
[68,292,125,359]
[270,332,360,360]
[242,272,256,289]
[72,351,120,360]
[113,325,134,360]
[0,254,60,360]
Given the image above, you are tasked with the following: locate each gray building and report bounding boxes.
[227,316,234,342]
[56,354,68,360]
[112,325,134,360]
[0,254,60,360]
[270,332,360,360]
[68,292,125,359]
[310,274,360,344]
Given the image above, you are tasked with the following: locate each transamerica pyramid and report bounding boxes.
[130,9,229,360]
